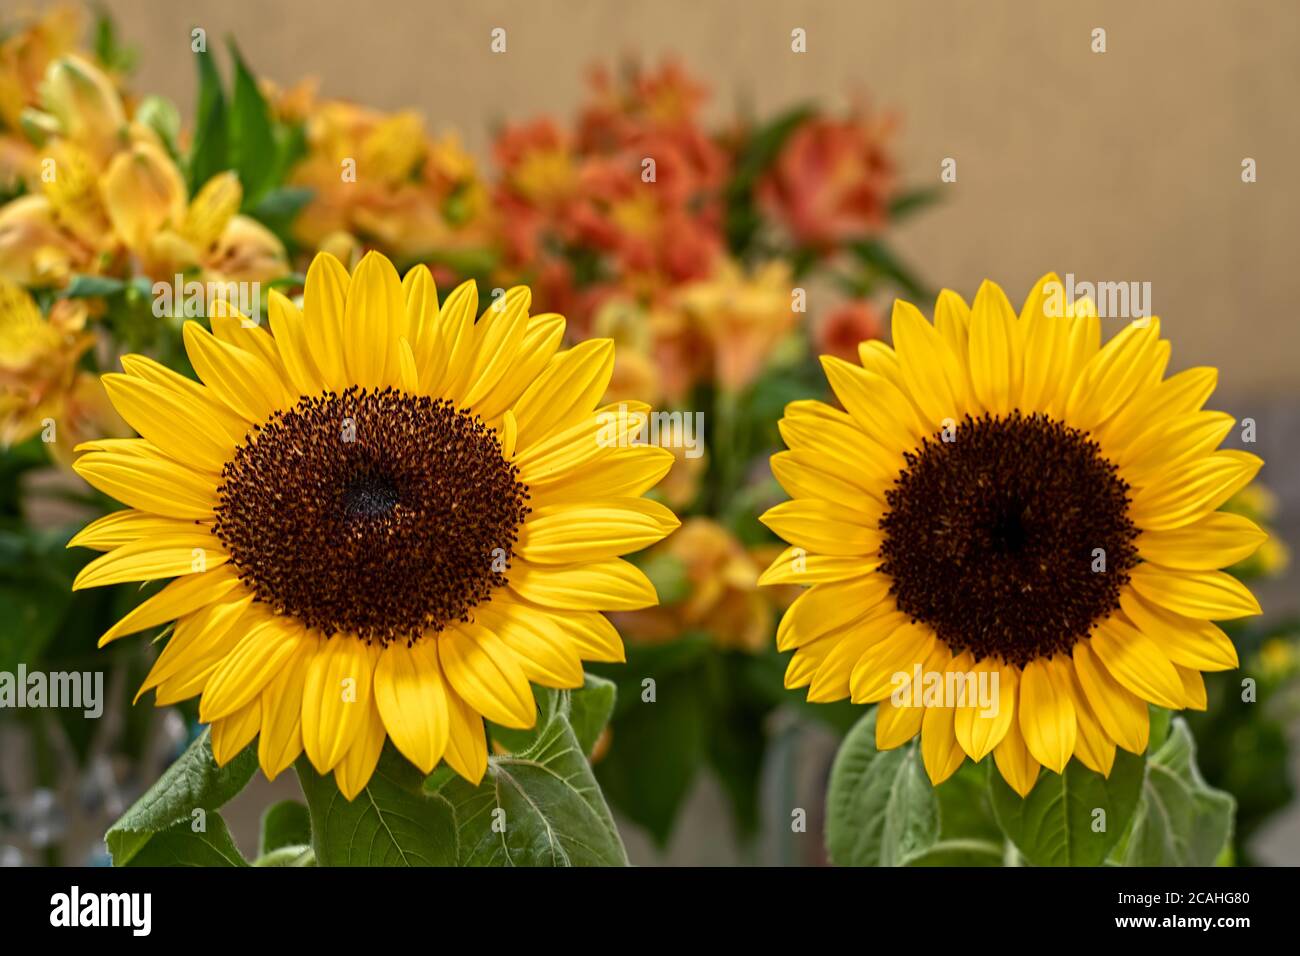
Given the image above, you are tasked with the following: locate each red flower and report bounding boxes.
[759,114,897,251]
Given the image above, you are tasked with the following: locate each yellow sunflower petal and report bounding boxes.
[73,450,217,520]
[953,659,1018,762]
[967,279,1020,415]
[760,499,882,556]
[438,623,536,730]
[1072,641,1149,754]
[993,710,1041,797]
[97,565,241,647]
[199,615,312,722]
[72,535,227,590]
[1128,453,1262,532]
[1135,511,1267,570]
[342,250,403,387]
[507,557,657,610]
[1128,564,1262,620]
[1065,664,1116,776]
[511,339,615,449]
[515,498,679,564]
[876,697,925,750]
[334,700,387,801]
[182,321,287,425]
[258,636,319,780]
[302,251,349,392]
[1018,657,1076,773]
[101,373,233,472]
[210,699,261,766]
[442,688,488,784]
[301,636,380,773]
[268,290,323,400]
[1119,589,1238,671]
[374,639,450,774]
[1089,616,1186,709]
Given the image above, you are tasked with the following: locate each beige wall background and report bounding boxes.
[44,0,1300,393]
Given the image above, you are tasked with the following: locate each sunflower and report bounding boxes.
[760,275,1265,796]
[69,250,678,798]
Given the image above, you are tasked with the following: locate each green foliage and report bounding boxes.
[297,682,625,866]
[187,41,307,221]
[1109,718,1235,866]
[106,729,256,866]
[258,799,311,856]
[990,749,1145,867]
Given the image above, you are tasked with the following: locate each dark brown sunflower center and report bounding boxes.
[213,386,530,644]
[878,411,1138,667]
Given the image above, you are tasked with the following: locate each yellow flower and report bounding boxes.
[0,193,91,285]
[101,151,288,284]
[761,275,1265,796]
[101,139,186,255]
[678,259,798,392]
[68,251,679,798]
[619,518,769,652]
[0,278,122,461]
[0,5,83,132]
[36,53,127,163]
[289,100,493,259]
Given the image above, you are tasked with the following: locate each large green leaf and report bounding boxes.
[1111,718,1234,865]
[188,48,228,195]
[106,729,256,865]
[568,673,617,756]
[825,709,939,866]
[121,815,246,867]
[226,40,278,206]
[990,749,1145,867]
[297,749,459,866]
[297,686,627,866]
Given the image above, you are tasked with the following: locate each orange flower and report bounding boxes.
[814,298,884,363]
[617,518,770,652]
[758,113,896,250]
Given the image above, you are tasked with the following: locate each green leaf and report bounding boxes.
[904,839,1004,866]
[259,799,311,856]
[724,104,815,254]
[847,239,931,300]
[430,694,629,866]
[887,186,942,221]
[297,749,459,866]
[1111,718,1234,866]
[297,688,627,866]
[226,40,279,206]
[188,47,228,195]
[105,729,257,865]
[60,274,126,299]
[990,750,1145,867]
[1147,705,1172,751]
[121,815,247,867]
[825,708,939,866]
[568,673,617,756]
[93,8,138,74]
[135,95,182,159]
[248,185,314,240]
